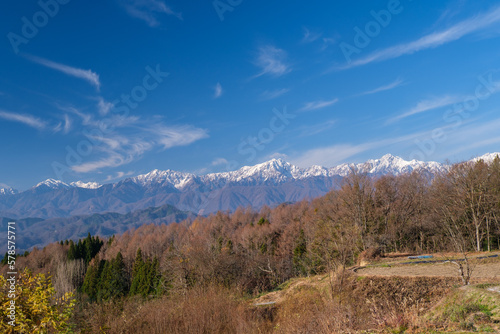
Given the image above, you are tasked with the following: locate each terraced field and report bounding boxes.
[356,251,500,282]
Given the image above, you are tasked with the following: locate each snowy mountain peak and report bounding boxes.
[368,154,410,166]
[243,158,287,170]
[472,152,500,163]
[327,154,446,177]
[301,165,329,178]
[35,179,70,190]
[379,153,398,161]
[253,158,292,172]
[69,181,102,189]
[231,158,300,182]
[365,154,445,176]
[0,187,18,195]
[132,169,195,189]
[266,157,289,166]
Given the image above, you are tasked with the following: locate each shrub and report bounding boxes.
[0,269,75,333]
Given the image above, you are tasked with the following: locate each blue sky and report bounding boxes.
[1,0,500,189]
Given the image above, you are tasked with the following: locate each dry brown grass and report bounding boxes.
[76,286,273,333]
[273,285,363,333]
[352,276,459,331]
[261,273,458,333]
[73,274,482,333]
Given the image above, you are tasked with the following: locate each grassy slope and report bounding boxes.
[426,284,500,333]
[251,254,500,333]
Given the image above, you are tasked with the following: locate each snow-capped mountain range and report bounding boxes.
[0,179,102,194]
[114,151,499,190]
[34,179,102,190]
[128,153,450,190]
[0,153,498,219]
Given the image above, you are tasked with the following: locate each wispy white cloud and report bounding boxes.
[301,27,322,43]
[211,158,228,166]
[431,0,466,29]
[449,135,500,158]
[260,88,290,100]
[214,82,223,99]
[388,74,500,124]
[438,117,500,158]
[56,100,207,173]
[194,167,208,174]
[298,119,336,137]
[72,149,133,173]
[320,37,337,51]
[25,55,101,89]
[290,131,425,167]
[291,144,367,167]
[72,138,148,173]
[56,105,93,125]
[337,6,500,70]
[63,114,72,133]
[356,78,405,96]
[301,27,338,50]
[104,171,135,182]
[71,113,208,173]
[267,152,289,160]
[149,124,208,149]
[253,45,291,78]
[300,98,339,112]
[97,97,113,115]
[120,0,182,27]
[54,114,72,134]
[0,109,47,129]
[388,95,463,124]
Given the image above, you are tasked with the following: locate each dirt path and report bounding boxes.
[357,261,500,279]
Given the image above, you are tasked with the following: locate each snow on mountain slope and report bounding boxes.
[112,154,485,189]
[131,169,196,189]
[203,158,302,184]
[472,152,500,163]
[315,154,445,178]
[69,181,102,189]
[0,187,18,195]
[34,179,101,190]
[353,154,446,176]
[300,165,330,178]
[35,179,70,190]
[24,152,500,192]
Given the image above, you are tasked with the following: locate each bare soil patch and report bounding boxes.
[357,261,500,280]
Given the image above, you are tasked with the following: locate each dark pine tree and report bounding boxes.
[98,252,128,301]
[129,248,145,296]
[82,255,104,301]
[67,240,76,261]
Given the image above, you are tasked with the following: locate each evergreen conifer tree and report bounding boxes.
[82,255,103,301]
[129,248,144,296]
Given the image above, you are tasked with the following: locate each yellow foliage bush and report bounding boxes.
[0,268,75,333]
